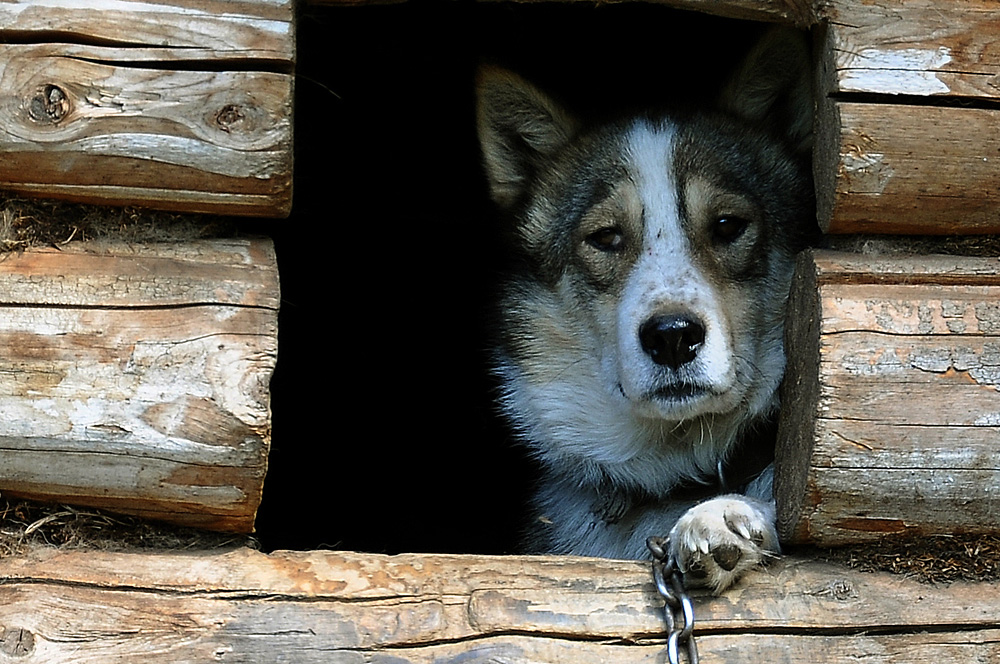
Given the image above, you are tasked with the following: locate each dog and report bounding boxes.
[476,28,817,592]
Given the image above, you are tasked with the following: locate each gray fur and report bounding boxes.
[478,28,816,592]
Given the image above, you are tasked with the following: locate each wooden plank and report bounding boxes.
[818,0,1000,101]
[0,549,996,662]
[0,1,294,217]
[0,239,278,532]
[813,1,1000,234]
[814,100,1000,234]
[776,249,1000,545]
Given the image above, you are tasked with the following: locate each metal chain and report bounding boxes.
[647,536,699,664]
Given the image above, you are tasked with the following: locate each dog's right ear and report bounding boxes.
[476,66,579,209]
[719,27,814,156]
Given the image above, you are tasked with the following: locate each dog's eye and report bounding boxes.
[585,227,625,252]
[712,216,749,243]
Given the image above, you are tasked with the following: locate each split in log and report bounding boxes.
[817,0,1000,102]
[0,238,279,533]
[0,0,294,217]
[776,249,1000,545]
[0,548,996,662]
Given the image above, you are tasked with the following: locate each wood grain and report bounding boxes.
[777,250,1000,545]
[0,548,996,662]
[0,239,278,532]
[818,0,1000,100]
[0,1,293,217]
[815,100,1000,234]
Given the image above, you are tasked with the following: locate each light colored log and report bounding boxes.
[0,548,996,662]
[776,249,1000,545]
[814,99,1000,234]
[0,1,293,217]
[0,239,278,532]
[817,0,1000,101]
[813,1,1000,234]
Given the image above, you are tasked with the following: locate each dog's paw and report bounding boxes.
[668,496,779,593]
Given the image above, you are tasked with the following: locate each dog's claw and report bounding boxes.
[668,496,779,593]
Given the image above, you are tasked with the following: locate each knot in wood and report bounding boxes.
[0,627,35,657]
[216,104,246,132]
[28,85,70,124]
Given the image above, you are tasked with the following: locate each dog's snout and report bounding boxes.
[639,314,705,369]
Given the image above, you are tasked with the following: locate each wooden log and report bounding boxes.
[818,0,1000,101]
[0,239,279,533]
[0,1,294,217]
[776,249,1000,545]
[813,2,1000,234]
[814,94,1000,235]
[0,548,996,662]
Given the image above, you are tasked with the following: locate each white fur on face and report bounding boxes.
[616,120,738,421]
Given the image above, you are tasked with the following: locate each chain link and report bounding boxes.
[647,536,699,664]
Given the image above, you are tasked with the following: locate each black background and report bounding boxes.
[254,1,768,554]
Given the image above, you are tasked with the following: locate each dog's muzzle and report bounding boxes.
[639,314,705,370]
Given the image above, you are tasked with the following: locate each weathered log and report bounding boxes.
[817,0,1000,102]
[813,1,1000,234]
[814,97,1000,235]
[0,0,294,217]
[0,548,996,662]
[0,239,278,532]
[776,249,1000,545]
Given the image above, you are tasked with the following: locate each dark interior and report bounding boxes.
[256,1,772,554]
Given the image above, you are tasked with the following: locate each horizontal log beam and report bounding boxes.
[815,99,1000,234]
[817,0,1000,101]
[813,1,1000,233]
[0,549,996,662]
[0,1,294,217]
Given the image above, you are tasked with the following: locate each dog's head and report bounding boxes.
[478,29,817,440]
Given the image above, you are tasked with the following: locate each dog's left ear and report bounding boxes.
[719,27,814,155]
[476,66,579,210]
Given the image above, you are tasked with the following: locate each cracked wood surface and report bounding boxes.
[0,0,294,217]
[0,239,278,532]
[0,548,997,662]
[777,250,1000,545]
[813,1,1000,233]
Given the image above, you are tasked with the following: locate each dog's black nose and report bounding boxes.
[639,315,705,369]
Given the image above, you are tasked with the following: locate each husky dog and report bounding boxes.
[477,29,817,592]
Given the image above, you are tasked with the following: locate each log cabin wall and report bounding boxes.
[0,0,998,553]
[0,0,294,217]
[813,0,1000,234]
[0,2,996,662]
[774,1,1000,545]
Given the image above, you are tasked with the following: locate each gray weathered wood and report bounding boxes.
[813,1,1000,234]
[0,1,294,217]
[0,548,996,662]
[777,249,1000,545]
[814,100,1000,234]
[817,0,1000,101]
[0,239,279,532]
